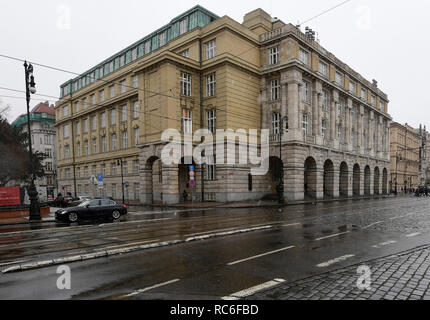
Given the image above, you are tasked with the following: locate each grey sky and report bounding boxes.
[0,0,428,129]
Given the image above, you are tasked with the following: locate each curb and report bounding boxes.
[1,225,273,274]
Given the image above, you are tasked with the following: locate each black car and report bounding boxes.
[55,199,127,222]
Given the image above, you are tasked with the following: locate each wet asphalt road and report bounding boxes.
[0,196,429,300]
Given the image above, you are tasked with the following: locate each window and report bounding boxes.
[133,160,139,174]
[338,99,344,117]
[122,161,128,175]
[322,90,329,110]
[101,112,106,128]
[299,49,309,65]
[302,114,309,136]
[109,85,115,98]
[361,88,367,100]
[46,162,53,171]
[145,40,151,54]
[133,102,139,119]
[181,72,192,96]
[84,141,89,156]
[77,142,81,157]
[74,101,79,113]
[134,183,140,200]
[111,163,117,176]
[92,165,97,177]
[380,101,385,111]
[111,184,117,199]
[338,124,343,143]
[121,105,127,122]
[180,50,189,58]
[271,79,280,101]
[83,119,88,133]
[319,62,328,77]
[269,46,279,65]
[111,109,117,125]
[302,81,310,103]
[119,55,125,67]
[352,131,356,147]
[82,99,87,110]
[99,90,105,102]
[207,165,216,181]
[159,32,166,47]
[65,168,71,179]
[77,168,81,179]
[101,136,107,152]
[122,131,128,149]
[351,108,356,125]
[134,128,139,146]
[179,18,188,35]
[63,106,69,118]
[101,164,106,176]
[76,121,81,135]
[90,95,95,107]
[322,119,327,138]
[335,72,343,86]
[131,48,137,61]
[206,40,216,59]
[371,95,376,106]
[206,74,216,97]
[111,134,117,151]
[181,108,193,133]
[349,81,356,94]
[272,113,280,134]
[120,80,126,94]
[64,145,70,159]
[45,148,52,158]
[92,138,98,154]
[132,75,138,88]
[91,116,97,131]
[206,109,216,133]
[63,124,70,138]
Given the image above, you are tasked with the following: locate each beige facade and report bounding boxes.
[55,6,391,204]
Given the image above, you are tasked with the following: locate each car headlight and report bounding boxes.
[60,211,67,215]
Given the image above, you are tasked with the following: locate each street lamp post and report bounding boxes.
[277,116,289,204]
[24,61,41,221]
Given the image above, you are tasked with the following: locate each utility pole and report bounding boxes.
[24,61,41,221]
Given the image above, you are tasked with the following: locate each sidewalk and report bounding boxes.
[245,245,430,300]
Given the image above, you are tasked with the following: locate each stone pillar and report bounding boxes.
[347,168,353,197]
[162,165,179,205]
[281,77,288,120]
[360,169,365,196]
[312,90,319,138]
[261,78,269,130]
[285,69,302,141]
[330,90,338,141]
[369,111,374,153]
[358,105,364,152]
[140,168,153,204]
[333,169,340,198]
[346,98,353,146]
[369,170,375,196]
[315,168,324,200]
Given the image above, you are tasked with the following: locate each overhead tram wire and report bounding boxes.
[297,0,353,26]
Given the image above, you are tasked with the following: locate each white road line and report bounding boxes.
[120,279,180,298]
[372,240,397,249]
[317,254,355,268]
[361,221,384,230]
[221,279,286,300]
[227,246,295,266]
[406,232,421,238]
[282,223,301,227]
[315,232,350,241]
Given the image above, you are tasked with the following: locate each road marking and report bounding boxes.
[372,240,397,249]
[282,223,301,227]
[227,246,295,266]
[406,232,421,238]
[118,279,180,299]
[315,232,350,241]
[317,254,355,268]
[361,221,383,230]
[221,279,286,300]
[103,239,160,250]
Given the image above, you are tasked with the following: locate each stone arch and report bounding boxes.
[364,165,371,196]
[305,157,318,199]
[323,159,335,198]
[339,162,349,197]
[382,168,388,195]
[353,164,361,196]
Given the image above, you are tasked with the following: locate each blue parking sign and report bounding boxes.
[97,174,103,182]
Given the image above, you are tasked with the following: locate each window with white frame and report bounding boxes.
[134,128,139,146]
[179,18,188,35]
[84,141,89,156]
[206,109,216,133]
[349,81,356,94]
[77,142,81,157]
[206,74,216,97]
[90,95,95,107]
[380,101,385,111]
[63,124,70,138]
[272,113,280,134]
[145,40,151,54]
[92,138,98,154]
[121,105,127,122]
[322,90,328,110]
[119,55,125,67]
[371,95,376,106]
[63,106,69,118]
[100,90,105,102]
[181,72,192,96]
[180,50,189,58]
[74,101,79,113]
[338,99,344,117]
[109,85,115,98]
[120,80,126,94]
[271,79,280,101]
[132,75,138,88]
[319,61,328,77]
[91,116,97,131]
[302,113,309,136]
[335,72,343,86]
[206,40,216,59]
[302,81,310,103]
[338,124,343,143]
[131,48,137,61]
[111,163,116,176]
[181,108,192,133]
[269,46,279,65]
[101,136,107,152]
[111,134,117,151]
[111,109,117,125]
[299,49,309,65]
[133,101,139,119]
[84,166,89,178]
[101,112,106,128]
[122,131,128,149]
[207,164,216,181]
[82,98,87,110]
[133,160,139,174]
[64,145,70,159]
[101,164,106,176]
[322,119,327,138]
[159,32,166,47]
[83,119,88,133]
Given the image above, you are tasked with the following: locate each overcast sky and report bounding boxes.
[0,0,428,129]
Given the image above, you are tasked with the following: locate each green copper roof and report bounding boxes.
[60,5,219,98]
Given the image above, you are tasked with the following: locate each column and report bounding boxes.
[261,78,268,130]
[140,168,153,204]
[162,165,179,205]
[346,98,353,146]
[285,69,302,141]
[330,90,338,141]
[333,168,340,198]
[358,105,364,152]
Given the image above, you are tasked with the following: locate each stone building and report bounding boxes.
[390,122,422,192]
[55,6,391,204]
[11,102,57,200]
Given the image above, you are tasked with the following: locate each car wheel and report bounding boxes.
[68,212,78,222]
[112,210,121,220]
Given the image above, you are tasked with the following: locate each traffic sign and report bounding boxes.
[97,174,103,182]
[125,182,129,188]
[189,165,195,171]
